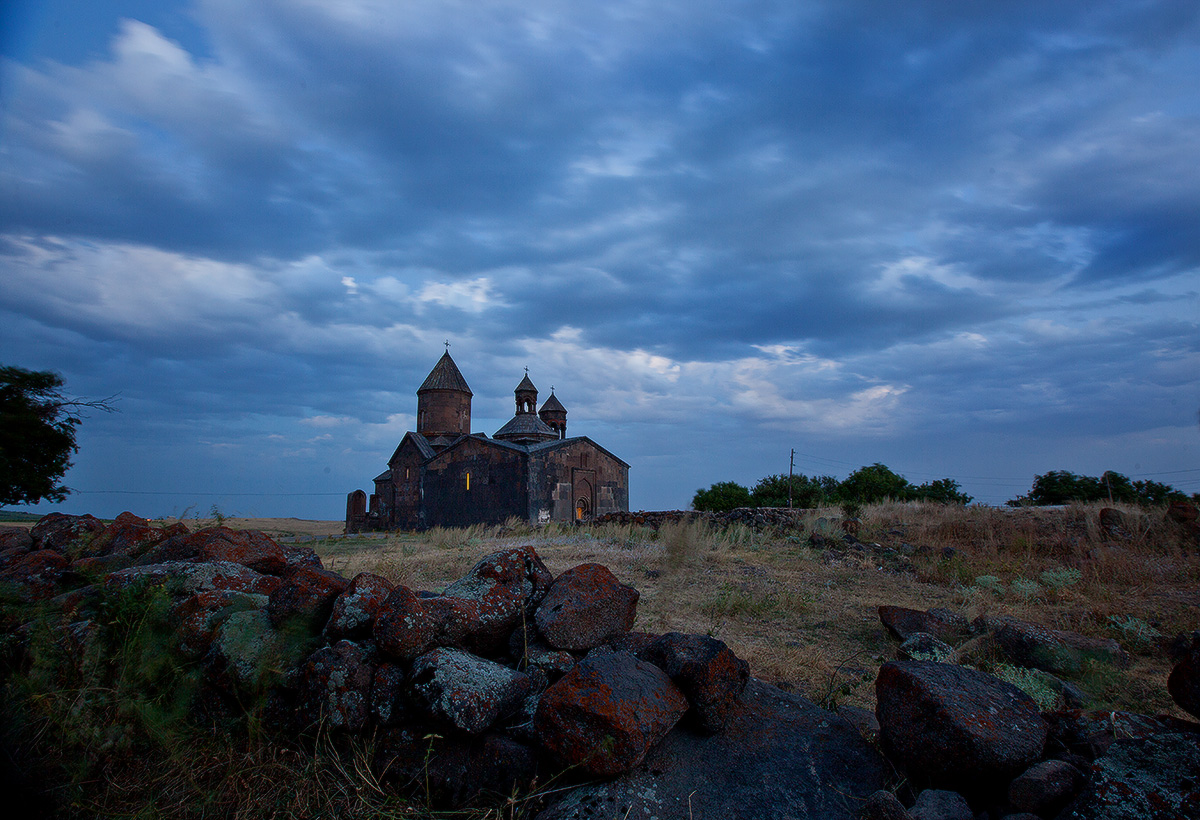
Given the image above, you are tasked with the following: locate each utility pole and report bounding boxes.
[788,448,795,509]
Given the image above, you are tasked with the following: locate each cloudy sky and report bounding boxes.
[2,0,1198,520]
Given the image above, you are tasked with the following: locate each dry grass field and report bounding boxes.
[306,501,1197,718]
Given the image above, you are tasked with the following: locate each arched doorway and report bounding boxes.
[575,497,590,520]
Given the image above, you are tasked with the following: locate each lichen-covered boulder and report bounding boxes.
[410,647,532,735]
[374,585,437,660]
[0,548,69,600]
[324,572,394,641]
[1057,732,1200,820]
[641,632,749,733]
[205,609,307,694]
[1043,708,1200,761]
[296,640,377,732]
[909,789,972,820]
[876,660,1047,787]
[370,661,410,726]
[0,527,33,552]
[534,564,638,652]
[105,560,282,597]
[192,527,290,576]
[534,649,687,776]
[80,512,173,560]
[170,589,270,659]
[878,605,973,645]
[30,512,105,552]
[266,565,349,629]
[992,617,1128,676]
[441,546,554,653]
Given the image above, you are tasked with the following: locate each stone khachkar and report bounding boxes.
[2,512,1198,819]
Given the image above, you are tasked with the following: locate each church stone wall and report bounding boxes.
[531,440,629,522]
[421,438,528,528]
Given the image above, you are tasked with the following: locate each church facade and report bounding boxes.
[346,352,629,532]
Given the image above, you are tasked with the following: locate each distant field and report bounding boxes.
[0,512,344,538]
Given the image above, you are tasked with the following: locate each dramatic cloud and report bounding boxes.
[1,0,1197,516]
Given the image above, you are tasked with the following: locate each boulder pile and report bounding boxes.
[0,512,882,818]
[2,511,1197,820]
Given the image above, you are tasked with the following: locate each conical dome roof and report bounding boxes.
[418,351,472,395]
[516,373,537,393]
[539,392,566,413]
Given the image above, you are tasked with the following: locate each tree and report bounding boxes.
[838,463,914,504]
[750,473,839,508]
[1009,469,1187,506]
[912,477,973,505]
[692,481,752,512]
[0,366,114,506]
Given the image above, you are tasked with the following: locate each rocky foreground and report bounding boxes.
[1,511,1198,819]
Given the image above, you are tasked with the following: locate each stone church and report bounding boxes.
[346,351,630,532]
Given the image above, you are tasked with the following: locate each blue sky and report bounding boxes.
[2,0,1198,519]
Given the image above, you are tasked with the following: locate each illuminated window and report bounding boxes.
[466,472,471,490]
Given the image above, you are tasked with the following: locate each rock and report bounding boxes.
[535,564,638,651]
[641,631,749,732]
[170,589,270,659]
[908,789,972,820]
[876,660,1047,787]
[1168,500,1199,526]
[420,594,482,649]
[0,548,69,600]
[1043,709,1200,761]
[82,513,170,559]
[206,609,306,694]
[324,572,393,641]
[860,790,911,820]
[0,527,33,552]
[441,546,554,653]
[1006,759,1084,817]
[897,632,954,662]
[993,617,1128,677]
[605,630,659,656]
[1098,508,1134,539]
[1168,642,1200,720]
[535,679,887,819]
[266,565,350,629]
[191,527,290,576]
[374,585,437,660]
[296,640,376,732]
[878,606,973,645]
[1057,732,1200,819]
[370,662,410,726]
[508,627,576,683]
[410,647,531,735]
[837,704,880,746]
[280,543,323,571]
[105,560,282,597]
[29,513,105,552]
[375,728,540,809]
[534,649,687,776]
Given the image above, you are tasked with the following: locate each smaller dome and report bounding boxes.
[494,412,559,444]
[539,392,566,413]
